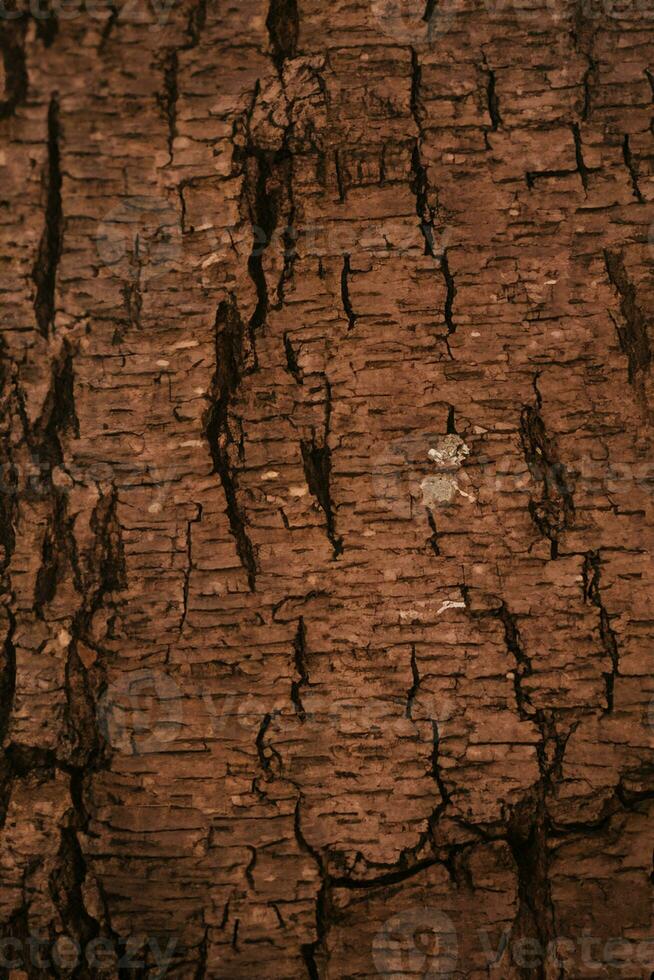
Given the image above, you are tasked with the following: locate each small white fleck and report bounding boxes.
[261,470,279,481]
[437,600,466,615]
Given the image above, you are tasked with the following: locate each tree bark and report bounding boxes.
[0,0,653,976]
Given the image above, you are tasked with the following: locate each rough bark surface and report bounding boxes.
[0,0,653,976]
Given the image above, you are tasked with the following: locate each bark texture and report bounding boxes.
[0,0,653,976]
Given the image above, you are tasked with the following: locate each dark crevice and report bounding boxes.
[405,644,420,719]
[245,846,257,889]
[266,0,299,73]
[571,3,598,122]
[430,719,451,810]
[507,792,560,980]
[485,66,501,131]
[295,799,331,980]
[34,489,79,619]
[204,297,258,591]
[603,249,652,402]
[256,712,282,778]
[290,617,309,720]
[179,504,202,635]
[441,248,456,334]
[340,254,357,331]
[98,3,119,52]
[423,0,437,24]
[32,94,63,338]
[519,392,575,555]
[49,823,102,967]
[334,148,346,203]
[284,333,304,384]
[300,378,342,558]
[571,122,589,192]
[0,609,16,749]
[583,551,620,713]
[194,927,209,980]
[411,143,436,258]
[426,509,440,555]
[410,48,438,258]
[159,50,179,161]
[525,167,577,189]
[622,133,644,204]
[496,602,536,721]
[0,22,28,120]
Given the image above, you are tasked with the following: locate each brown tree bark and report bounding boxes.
[0,0,653,976]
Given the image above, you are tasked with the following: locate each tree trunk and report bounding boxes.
[0,0,653,976]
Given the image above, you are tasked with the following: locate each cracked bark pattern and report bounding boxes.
[0,0,653,977]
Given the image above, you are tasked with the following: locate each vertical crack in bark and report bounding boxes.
[256,712,283,777]
[160,50,179,162]
[425,508,440,555]
[266,0,299,73]
[204,298,258,591]
[119,235,143,340]
[0,608,16,821]
[290,616,309,720]
[441,247,456,334]
[65,487,127,767]
[194,926,209,980]
[32,94,63,338]
[0,21,27,120]
[582,550,620,712]
[571,122,589,193]
[519,382,575,559]
[483,58,502,131]
[334,147,346,202]
[33,343,81,617]
[405,644,420,719]
[603,249,652,415]
[49,813,102,960]
[468,597,568,980]
[496,602,537,721]
[507,791,560,980]
[571,1,598,121]
[179,503,202,636]
[283,332,304,384]
[48,488,126,962]
[410,48,440,261]
[157,0,206,161]
[295,798,331,980]
[340,254,357,331]
[429,719,451,813]
[300,377,343,558]
[622,134,644,203]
